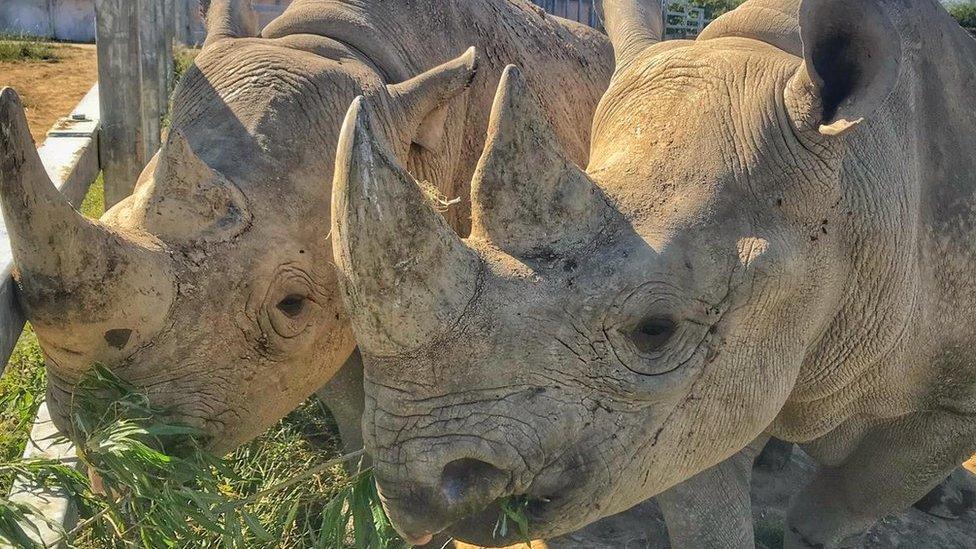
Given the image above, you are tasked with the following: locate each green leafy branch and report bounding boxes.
[0,365,406,548]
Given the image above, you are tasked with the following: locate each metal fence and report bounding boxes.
[531,0,600,27]
[529,0,709,38]
[663,0,708,39]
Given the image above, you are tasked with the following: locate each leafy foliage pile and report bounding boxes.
[1,365,406,548]
[494,495,532,546]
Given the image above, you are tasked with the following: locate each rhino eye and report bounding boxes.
[276,294,306,318]
[631,317,677,354]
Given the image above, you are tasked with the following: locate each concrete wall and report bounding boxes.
[0,0,291,44]
[0,0,96,42]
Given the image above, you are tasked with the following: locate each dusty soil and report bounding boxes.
[0,43,98,144]
[456,450,976,549]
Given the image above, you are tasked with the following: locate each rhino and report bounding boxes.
[0,0,611,456]
[331,0,976,546]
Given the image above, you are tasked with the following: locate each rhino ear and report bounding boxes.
[387,47,478,153]
[597,0,665,69]
[134,131,251,244]
[785,0,901,136]
[469,66,610,258]
[201,0,257,47]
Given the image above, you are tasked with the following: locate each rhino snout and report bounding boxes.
[376,453,513,542]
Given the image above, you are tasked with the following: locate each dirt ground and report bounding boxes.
[456,450,976,549]
[0,43,98,144]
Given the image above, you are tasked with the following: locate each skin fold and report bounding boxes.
[0,0,611,457]
[331,0,976,547]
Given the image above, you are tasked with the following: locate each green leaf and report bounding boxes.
[242,510,273,541]
[0,499,44,549]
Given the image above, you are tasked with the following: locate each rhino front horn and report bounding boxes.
[0,88,174,374]
[331,97,481,357]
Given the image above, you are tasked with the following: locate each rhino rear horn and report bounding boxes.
[202,0,257,47]
[133,130,251,244]
[469,66,610,259]
[331,97,481,357]
[0,88,174,373]
[387,47,478,152]
[598,0,665,68]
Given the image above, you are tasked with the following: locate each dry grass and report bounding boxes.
[0,41,97,143]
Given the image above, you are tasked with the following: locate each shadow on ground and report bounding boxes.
[450,448,976,549]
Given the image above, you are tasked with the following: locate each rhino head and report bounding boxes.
[0,0,477,453]
[333,0,904,543]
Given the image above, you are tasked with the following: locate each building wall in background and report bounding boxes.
[0,0,96,42]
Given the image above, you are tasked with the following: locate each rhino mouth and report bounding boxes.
[441,443,608,544]
[445,464,587,545]
[446,492,563,546]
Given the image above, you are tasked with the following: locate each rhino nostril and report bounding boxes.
[103,328,133,350]
[440,458,509,508]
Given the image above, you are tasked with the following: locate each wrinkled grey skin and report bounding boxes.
[0,0,610,456]
[332,0,976,546]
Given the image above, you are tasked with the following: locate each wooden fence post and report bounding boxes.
[175,0,192,46]
[96,0,175,208]
[95,0,143,208]
[163,0,176,93]
[132,0,165,163]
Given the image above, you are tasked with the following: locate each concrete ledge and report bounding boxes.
[4,403,80,549]
[39,84,101,206]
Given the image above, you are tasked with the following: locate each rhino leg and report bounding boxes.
[754,437,794,472]
[786,412,976,549]
[316,349,366,456]
[657,435,767,549]
[912,467,976,520]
